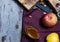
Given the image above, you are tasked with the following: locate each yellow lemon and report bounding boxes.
[46,32,59,42]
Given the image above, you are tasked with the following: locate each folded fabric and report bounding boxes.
[21,8,60,42]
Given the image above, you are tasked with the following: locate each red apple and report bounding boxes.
[42,12,58,27]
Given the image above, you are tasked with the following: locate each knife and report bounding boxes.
[36,2,60,20]
[36,2,52,13]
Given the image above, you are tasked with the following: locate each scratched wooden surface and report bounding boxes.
[0,0,23,42]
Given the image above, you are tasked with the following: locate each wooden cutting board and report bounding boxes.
[47,0,60,13]
[18,0,39,10]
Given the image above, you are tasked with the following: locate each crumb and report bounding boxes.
[29,15,32,18]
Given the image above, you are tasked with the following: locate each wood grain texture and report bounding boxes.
[18,0,38,10]
[0,0,23,42]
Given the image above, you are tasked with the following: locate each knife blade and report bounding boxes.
[36,2,52,12]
